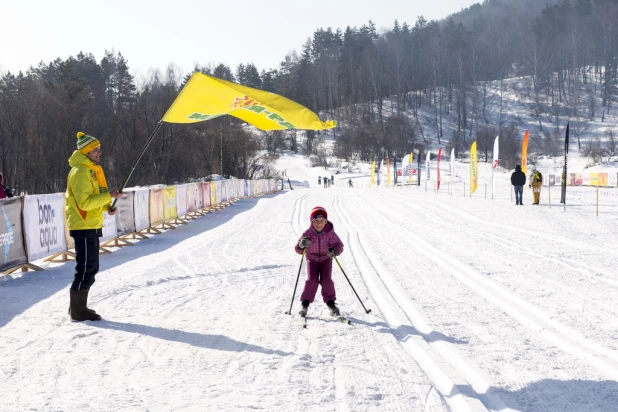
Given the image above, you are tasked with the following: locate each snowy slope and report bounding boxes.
[1,155,618,412]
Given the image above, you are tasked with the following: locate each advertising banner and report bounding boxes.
[176,184,188,217]
[115,191,136,235]
[164,187,177,220]
[590,173,599,187]
[186,183,198,213]
[23,193,67,261]
[610,173,618,187]
[202,182,211,208]
[149,188,165,226]
[101,211,118,242]
[599,173,609,187]
[211,182,218,206]
[0,197,27,271]
[195,183,204,210]
[133,189,150,232]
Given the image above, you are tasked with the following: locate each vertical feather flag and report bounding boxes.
[437,148,442,190]
[450,148,455,183]
[417,150,422,186]
[408,153,414,183]
[370,162,376,186]
[492,136,499,199]
[493,136,499,169]
[425,151,431,181]
[521,130,530,174]
[470,141,478,194]
[387,158,391,187]
[561,123,569,204]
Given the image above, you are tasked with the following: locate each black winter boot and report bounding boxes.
[326,300,340,316]
[68,290,98,316]
[299,300,310,317]
[69,289,102,321]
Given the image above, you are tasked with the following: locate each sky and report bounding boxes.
[1,0,480,79]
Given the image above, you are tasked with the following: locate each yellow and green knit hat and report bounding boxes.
[76,132,101,155]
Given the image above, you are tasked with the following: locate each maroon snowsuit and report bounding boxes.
[295,221,344,303]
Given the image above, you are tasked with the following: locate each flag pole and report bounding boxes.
[111,120,164,210]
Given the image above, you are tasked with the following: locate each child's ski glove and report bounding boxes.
[327,247,336,258]
[299,237,312,248]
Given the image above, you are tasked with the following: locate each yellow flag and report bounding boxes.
[162,72,336,131]
[370,162,376,186]
[386,158,391,186]
[407,152,414,183]
[470,141,478,194]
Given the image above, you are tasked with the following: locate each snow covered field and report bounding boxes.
[2,155,618,412]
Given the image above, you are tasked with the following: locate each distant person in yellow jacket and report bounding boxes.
[66,132,123,321]
[529,168,543,205]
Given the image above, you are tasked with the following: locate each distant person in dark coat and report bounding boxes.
[510,165,526,205]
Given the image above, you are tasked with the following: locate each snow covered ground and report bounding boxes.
[2,154,618,412]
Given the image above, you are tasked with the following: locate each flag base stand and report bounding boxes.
[123,232,150,240]
[44,251,76,262]
[2,263,45,275]
[101,238,133,248]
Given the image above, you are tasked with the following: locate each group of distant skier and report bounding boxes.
[317,175,335,188]
[316,175,355,188]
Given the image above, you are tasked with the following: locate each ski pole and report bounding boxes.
[334,256,372,314]
[285,249,305,315]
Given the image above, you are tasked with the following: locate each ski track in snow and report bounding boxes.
[2,157,618,411]
[341,187,618,411]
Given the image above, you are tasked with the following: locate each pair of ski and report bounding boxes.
[300,314,351,328]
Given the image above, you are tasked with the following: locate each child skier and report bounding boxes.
[295,206,344,318]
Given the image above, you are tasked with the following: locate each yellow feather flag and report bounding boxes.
[370,161,376,186]
[407,152,413,183]
[162,72,336,131]
[386,158,391,186]
[470,141,478,194]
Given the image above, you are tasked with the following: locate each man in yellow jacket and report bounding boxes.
[529,168,543,205]
[66,132,122,321]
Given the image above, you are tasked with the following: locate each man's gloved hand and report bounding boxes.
[327,247,336,258]
[299,237,312,249]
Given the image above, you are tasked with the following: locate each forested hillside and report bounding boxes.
[2,0,617,195]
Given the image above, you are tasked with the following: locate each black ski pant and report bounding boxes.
[71,235,100,291]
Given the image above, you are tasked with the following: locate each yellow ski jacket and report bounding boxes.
[65,151,111,230]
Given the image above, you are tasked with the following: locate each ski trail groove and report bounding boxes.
[419,197,618,257]
[351,191,618,381]
[380,191,618,309]
[333,192,495,412]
